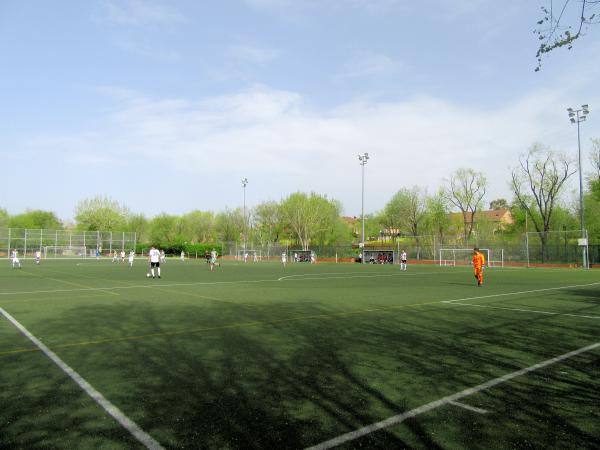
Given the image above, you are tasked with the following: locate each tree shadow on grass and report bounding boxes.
[2,295,599,449]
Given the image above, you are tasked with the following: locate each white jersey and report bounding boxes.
[401,252,407,261]
[129,251,135,261]
[11,250,18,260]
[282,253,287,262]
[210,250,217,263]
[149,249,160,263]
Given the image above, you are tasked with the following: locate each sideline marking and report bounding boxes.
[0,270,457,296]
[305,341,600,450]
[277,270,455,282]
[441,282,600,304]
[18,269,120,297]
[0,307,164,450]
[449,400,488,414]
[445,302,600,320]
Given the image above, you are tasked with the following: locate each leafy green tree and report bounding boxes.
[215,208,244,243]
[7,210,63,229]
[149,213,182,247]
[489,198,509,210]
[279,192,341,250]
[381,187,426,253]
[0,208,9,228]
[75,195,130,231]
[424,190,451,244]
[180,210,216,243]
[254,201,282,245]
[126,213,149,242]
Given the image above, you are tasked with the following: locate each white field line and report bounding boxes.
[305,341,600,450]
[448,400,488,414]
[277,270,456,282]
[441,282,600,305]
[0,270,459,297]
[0,279,279,296]
[446,302,600,320]
[0,307,164,450]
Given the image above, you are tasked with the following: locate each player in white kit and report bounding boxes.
[281,252,287,267]
[400,250,407,271]
[128,250,135,267]
[35,249,41,264]
[148,246,161,278]
[210,249,218,271]
[11,249,21,268]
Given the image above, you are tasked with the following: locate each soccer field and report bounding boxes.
[1,259,599,449]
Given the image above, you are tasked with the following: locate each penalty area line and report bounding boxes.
[0,307,164,450]
[445,302,600,320]
[305,340,600,450]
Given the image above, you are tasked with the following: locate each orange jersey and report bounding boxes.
[472,252,485,268]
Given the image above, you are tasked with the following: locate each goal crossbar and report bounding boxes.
[439,248,500,267]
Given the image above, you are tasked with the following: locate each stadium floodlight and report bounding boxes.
[567,104,590,269]
[358,152,370,250]
[242,178,248,255]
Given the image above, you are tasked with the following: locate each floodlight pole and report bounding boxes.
[568,105,589,269]
[242,178,248,257]
[358,153,370,249]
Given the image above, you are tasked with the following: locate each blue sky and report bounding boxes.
[1,0,599,221]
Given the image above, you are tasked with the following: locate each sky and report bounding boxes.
[1,0,599,222]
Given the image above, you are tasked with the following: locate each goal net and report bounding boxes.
[236,249,262,262]
[43,245,88,259]
[439,248,500,267]
[362,250,395,264]
[290,250,314,263]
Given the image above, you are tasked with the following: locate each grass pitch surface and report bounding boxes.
[1,259,599,449]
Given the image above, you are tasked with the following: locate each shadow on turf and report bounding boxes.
[3,299,600,449]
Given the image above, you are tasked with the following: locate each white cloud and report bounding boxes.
[100,0,185,26]
[21,80,600,216]
[228,43,279,64]
[338,52,404,79]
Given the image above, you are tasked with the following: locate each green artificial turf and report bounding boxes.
[0,258,599,449]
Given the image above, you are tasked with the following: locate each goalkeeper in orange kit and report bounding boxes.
[472,248,485,286]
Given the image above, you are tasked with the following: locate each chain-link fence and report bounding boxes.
[216,229,594,267]
[0,228,137,259]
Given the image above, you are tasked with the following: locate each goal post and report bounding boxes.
[289,250,314,263]
[236,249,262,261]
[439,248,501,267]
[43,245,88,259]
[362,250,395,264]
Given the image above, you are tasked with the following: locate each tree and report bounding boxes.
[382,187,426,254]
[254,201,283,246]
[215,208,244,243]
[7,210,63,229]
[149,214,182,247]
[180,210,216,243]
[489,198,509,210]
[445,168,487,243]
[424,190,451,244]
[126,213,149,243]
[0,208,9,228]
[75,195,130,231]
[589,138,600,184]
[534,1,600,71]
[511,144,576,261]
[279,192,341,250]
